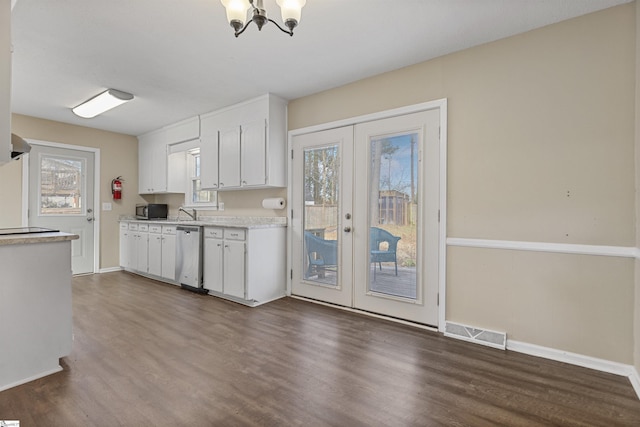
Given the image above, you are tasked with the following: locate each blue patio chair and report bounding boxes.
[304,231,338,278]
[370,227,401,275]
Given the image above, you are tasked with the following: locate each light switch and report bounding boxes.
[102,202,112,211]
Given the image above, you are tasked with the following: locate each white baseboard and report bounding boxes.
[99,266,123,273]
[629,367,640,400]
[507,340,639,399]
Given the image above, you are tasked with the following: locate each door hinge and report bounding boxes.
[290,269,293,280]
[438,209,440,222]
[291,209,293,220]
[437,293,440,306]
[291,149,294,159]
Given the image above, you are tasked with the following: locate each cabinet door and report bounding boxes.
[126,232,138,270]
[223,240,246,299]
[203,238,224,292]
[218,126,241,189]
[200,133,219,190]
[240,119,267,187]
[136,233,149,272]
[119,228,129,268]
[161,234,176,281]
[138,132,168,193]
[148,234,162,276]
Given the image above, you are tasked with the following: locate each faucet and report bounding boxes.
[178,207,197,221]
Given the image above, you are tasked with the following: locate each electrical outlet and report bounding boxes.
[218,202,224,211]
[102,202,112,211]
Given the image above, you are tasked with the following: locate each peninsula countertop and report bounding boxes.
[0,231,79,246]
[118,216,287,229]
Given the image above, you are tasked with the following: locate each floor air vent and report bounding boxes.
[444,322,506,350]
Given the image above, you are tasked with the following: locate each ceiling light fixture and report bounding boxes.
[220,0,306,38]
[72,89,134,119]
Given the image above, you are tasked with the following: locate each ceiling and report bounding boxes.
[10,0,631,137]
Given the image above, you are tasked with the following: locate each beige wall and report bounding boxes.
[635,1,640,375]
[153,188,287,219]
[7,114,143,269]
[289,4,636,363]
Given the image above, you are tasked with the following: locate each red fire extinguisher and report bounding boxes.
[111,176,123,200]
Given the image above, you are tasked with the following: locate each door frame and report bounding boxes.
[286,98,448,332]
[21,139,101,274]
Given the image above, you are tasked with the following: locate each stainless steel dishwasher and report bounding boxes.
[176,225,206,293]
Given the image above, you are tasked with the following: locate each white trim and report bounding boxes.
[630,367,640,400]
[286,98,448,329]
[447,237,638,258]
[289,99,449,137]
[23,139,101,274]
[21,153,29,226]
[0,365,62,393]
[507,340,635,377]
[437,99,448,332]
[99,266,123,273]
[290,295,438,332]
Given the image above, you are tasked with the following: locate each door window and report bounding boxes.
[39,154,85,216]
[368,133,419,300]
[303,145,340,287]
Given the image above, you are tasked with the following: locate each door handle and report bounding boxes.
[344,226,351,232]
[87,217,94,222]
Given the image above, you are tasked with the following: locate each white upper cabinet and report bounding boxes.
[138,129,186,194]
[200,94,287,191]
[218,125,241,189]
[138,117,198,194]
[0,1,12,166]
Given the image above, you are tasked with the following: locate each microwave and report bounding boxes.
[136,204,168,220]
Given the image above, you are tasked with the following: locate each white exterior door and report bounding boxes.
[291,108,442,327]
[28,143,96,275]
[291,126,354,307]
[352,110,440,325]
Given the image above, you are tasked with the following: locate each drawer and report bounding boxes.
[162,225,176,235]
[138,223,149,232]
[224,228,246,241]
[120,222,129,231]
[204,227,223,239]
[128,223,139,231]
[149,224,162,234]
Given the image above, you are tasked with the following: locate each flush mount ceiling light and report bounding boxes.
[221,0,306,37]
[72,89,134,118]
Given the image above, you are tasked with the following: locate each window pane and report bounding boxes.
[303,145,339,287]
[192,179,212,203]
[368,133,418,299]
[40,155,84,215]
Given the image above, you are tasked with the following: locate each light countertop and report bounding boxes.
[119,216,287,229]
[0,231,79,246]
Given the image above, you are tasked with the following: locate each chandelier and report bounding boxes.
[220,0,306,37]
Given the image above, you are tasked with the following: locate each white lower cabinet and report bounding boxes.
[120,221,286,306]
[120,222,177,283]
[160,226,176,281]
[148,225,163,276]
[203,226,285,306]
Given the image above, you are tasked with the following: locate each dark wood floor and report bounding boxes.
[1,271,640,426]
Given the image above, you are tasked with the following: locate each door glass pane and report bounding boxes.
[369,134,418,299]
[303,145,339,287]
[39,155,84,215]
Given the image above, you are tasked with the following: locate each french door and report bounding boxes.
[28,143,96,275]
[291,109,441,326]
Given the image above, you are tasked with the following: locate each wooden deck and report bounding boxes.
[306,263,418,299]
